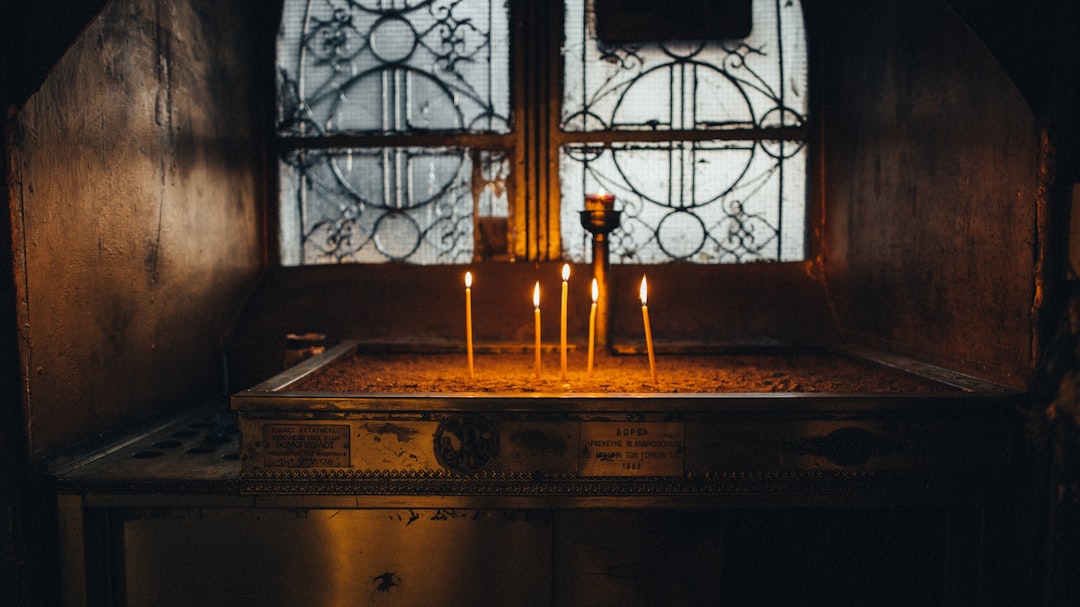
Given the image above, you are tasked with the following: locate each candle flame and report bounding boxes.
[591,278,599,303]
[562,263,570,281]
[639,275,648,306]
[465,271,472,288]
[533,281,540,309]
[597,187,606,196]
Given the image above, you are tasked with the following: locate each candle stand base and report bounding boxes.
[580,208,621,354]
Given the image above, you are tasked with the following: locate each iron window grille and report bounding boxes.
[276,0,807,265]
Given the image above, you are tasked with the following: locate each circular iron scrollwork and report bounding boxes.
[434,414,499,473]
[781,426,882,467]
[821,427,879,466]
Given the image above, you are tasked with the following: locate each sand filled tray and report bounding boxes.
[285,348,952,394]
[231,341,1015,497]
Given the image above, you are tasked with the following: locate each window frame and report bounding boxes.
[268,0,815,266]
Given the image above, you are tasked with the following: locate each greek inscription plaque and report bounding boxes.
[579,422,685,477]
[262,424,351,468]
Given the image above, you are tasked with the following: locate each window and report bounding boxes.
[276,0,806,266]
[276,0,512,265]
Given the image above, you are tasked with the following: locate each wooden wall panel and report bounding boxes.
[10,0,264,458]
[820,0,1039,388]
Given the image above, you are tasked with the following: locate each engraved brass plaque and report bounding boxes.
[579,422,685,477]
[261,424,351,468]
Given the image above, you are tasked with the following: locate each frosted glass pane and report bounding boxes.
[560,0,808,264]
[278,0,511,135]
[279,148,509,265]
[562,0,806,132]
[561,142,806,264]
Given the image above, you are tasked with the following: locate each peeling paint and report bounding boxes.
[372,572,399,592]
[362,422,419,443]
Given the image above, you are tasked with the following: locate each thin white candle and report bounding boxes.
[560,263,570,381]
[465,271,474,378]
[588,278,598,377]
[640,275,657,383]
[534,281,542,379]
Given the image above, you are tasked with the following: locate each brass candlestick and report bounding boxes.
[580,193,620,353]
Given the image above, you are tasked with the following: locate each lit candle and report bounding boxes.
[465,271,474,378]
[640,275,657,383]
[560,263,570,381]
[588,278,598,377]
[585,188,616,211]
[534,281,542,379]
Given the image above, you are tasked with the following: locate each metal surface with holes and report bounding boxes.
[52,409,242,497]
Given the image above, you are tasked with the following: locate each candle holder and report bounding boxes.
[580,195,621,353]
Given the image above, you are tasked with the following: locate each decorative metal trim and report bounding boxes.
[49,468,948,499]
[237,467,943,497]
[54,478,244,496]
